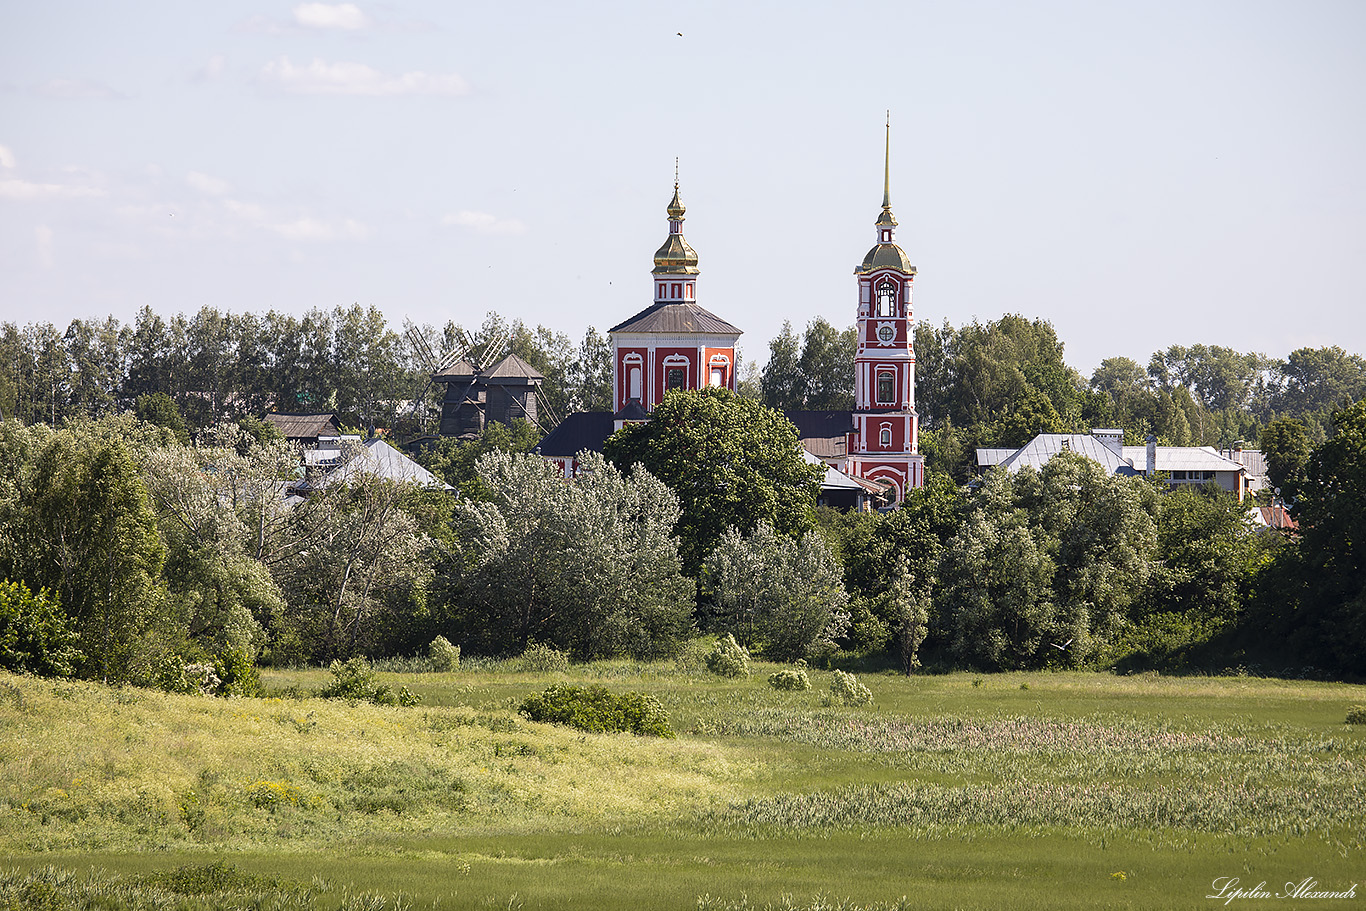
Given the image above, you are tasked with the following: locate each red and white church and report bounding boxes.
[537,136,925,505]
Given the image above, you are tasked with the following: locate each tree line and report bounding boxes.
[0,305,617,438]
[1,303,1364,687]
[760,314,1366,482]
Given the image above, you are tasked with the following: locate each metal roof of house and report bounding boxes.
[976,448,1017,468]
[320,438,453,491]
[999,434,1137,474]
[1122,446,1244,474]
[608,301,742,336]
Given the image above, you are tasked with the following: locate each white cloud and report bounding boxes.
[442,210,527,235]
[222,198,367,241]
[35,226,54,269]
[259,57,469,96]
[0,178,104,199]
[186,171,231,196]
[191,55,228,83]
[294,3,371,30]
[0,145,15,169]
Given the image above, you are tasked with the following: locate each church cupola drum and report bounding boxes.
[608,177,741,416]
[846,121,925,501]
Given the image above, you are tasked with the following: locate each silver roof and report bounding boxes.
[1122,446,1245,474]
[999,434,1136,474]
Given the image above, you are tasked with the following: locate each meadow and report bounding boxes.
[2,658,1364,910]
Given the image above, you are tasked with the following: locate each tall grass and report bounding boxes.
[3,663,1365,909]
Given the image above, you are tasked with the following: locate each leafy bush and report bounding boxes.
[518,683,675,738]
[429,635,460,672]
[705,634,750,678]
[830,669,873,707]
[0,580,78,677]
[1347,706,1366,725]
[514,640,571,673]
[317,657,420,707]
[673,637,711,674]
[768,666,811,691]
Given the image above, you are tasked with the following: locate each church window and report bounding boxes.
[666,366,686,391]
[877,370,895,404]
[672,282,682,299]
[876,280,896,317]
[629,366,642,400]
[879,427,892,447]
[685,283,694,300]
[710,367,724,387]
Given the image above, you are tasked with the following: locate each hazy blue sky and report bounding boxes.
[2,0,1362,375]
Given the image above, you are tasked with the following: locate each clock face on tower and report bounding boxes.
[878,325,894,342]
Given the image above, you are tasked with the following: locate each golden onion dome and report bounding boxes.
[653,183,700,275]
[858,242,916,275]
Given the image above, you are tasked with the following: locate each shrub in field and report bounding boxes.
[429,635,460,671]
[518,683,675,737]
[673,637,711,674]
[706,634,751,678]
[0,579,78,678]
[317,657,420,707]
[515,640,571,673]
[1347,706,1366,725]
[768,666,811,691]
[830,669,873,707]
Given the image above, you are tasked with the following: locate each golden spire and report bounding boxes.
[877,112,897,228]
[666,158,686,220]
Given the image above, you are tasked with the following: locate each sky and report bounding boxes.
[1,0,1363,377]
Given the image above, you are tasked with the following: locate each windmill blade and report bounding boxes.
[477,328,511,370]
[403,320,439,372]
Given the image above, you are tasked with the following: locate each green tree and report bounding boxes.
[135,392,190,445]
[416,419,542,500]
[0,580,79,677]
[704,521,849,662]
[760,321,804,411]
[1260,417,1311,501]
[1293,401,1366,673]
[603,387,824,574]
[445,451,694,659]
[797,318,856,411]
[567,327,613,412]
[30,434,166,682]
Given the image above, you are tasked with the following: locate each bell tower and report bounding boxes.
[847,118,925,501]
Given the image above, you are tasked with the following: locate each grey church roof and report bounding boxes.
[608,301,742,336]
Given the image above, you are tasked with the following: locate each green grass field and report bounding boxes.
[2,661,1363,909]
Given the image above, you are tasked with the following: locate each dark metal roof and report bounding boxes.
[612,400,649,422]
[534,411,615,458]
[609,302,742,336]
[784,410,855,438]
